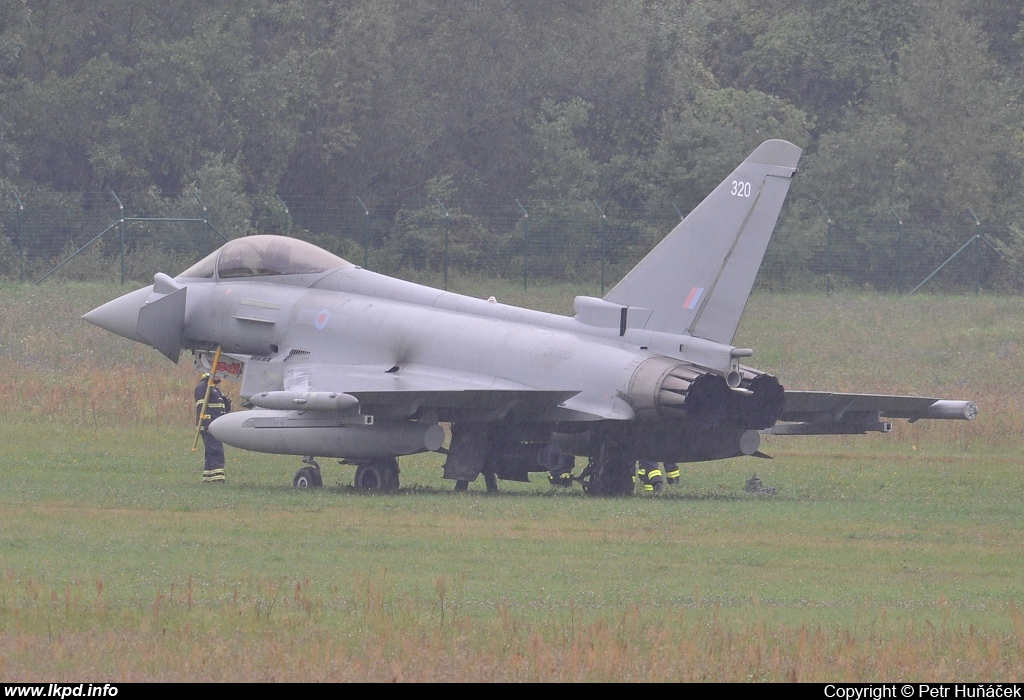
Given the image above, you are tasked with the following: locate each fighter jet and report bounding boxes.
[83,140,977,494]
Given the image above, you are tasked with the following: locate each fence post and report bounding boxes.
[194,192,209,256]
[274,195,291,238]
[356,196,370,268]
[593,200,606,295]
[516,199,529,292]
[966,208,981,294]
[11,190,24,283]
[890,208,904,294]
[432,197,449,290]
[111,191,125,284]
[818,204,832,295]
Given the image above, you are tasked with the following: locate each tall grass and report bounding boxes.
[1,572,1022,681]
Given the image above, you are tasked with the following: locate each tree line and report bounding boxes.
[1,0,1023,291]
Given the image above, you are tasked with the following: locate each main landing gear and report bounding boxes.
[292,456,400,492]
[578,441,635,496]
[353,457,400,492]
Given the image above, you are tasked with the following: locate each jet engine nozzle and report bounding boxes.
[626,357,785,429]
[681,373,732,427]
[736,373,785,429]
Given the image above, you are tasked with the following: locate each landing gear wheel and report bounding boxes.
[293,466,323,489]
[580,443,635,496]
[354,458,400,492]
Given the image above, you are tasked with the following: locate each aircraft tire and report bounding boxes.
[293,466,323,489]
[354,458,400,492]
[582,443,635,496]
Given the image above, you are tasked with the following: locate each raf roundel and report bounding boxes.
[314,309,330,330]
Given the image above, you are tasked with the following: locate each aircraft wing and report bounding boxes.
[263,362,591,420]
[769,391,978,435]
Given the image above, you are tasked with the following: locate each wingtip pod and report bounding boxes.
[919,400,979,421]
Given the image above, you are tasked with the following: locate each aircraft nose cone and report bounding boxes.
[81,286,152,343]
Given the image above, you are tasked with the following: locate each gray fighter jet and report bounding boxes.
[83,140,977,494]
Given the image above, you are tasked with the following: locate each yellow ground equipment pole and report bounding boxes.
[192,346,223,452]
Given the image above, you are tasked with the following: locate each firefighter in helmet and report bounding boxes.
[195,372,231,483]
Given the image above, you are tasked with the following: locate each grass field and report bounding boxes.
[0,282,1021,681]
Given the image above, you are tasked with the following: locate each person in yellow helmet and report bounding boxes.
[195,373,231,483]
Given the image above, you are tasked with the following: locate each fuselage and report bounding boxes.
[83,235,771,464]
[182,268,668,422]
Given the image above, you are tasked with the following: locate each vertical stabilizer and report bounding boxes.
[604,139,801,344]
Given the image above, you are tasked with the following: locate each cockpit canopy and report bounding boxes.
[178,235,351,279]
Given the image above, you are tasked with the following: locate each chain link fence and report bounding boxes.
[2,190,1021,294]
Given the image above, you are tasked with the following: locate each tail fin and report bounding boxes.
[604,139,801,344]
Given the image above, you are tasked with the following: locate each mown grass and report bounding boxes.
[0,282,1020,680]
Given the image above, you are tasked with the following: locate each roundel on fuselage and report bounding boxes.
[314,309,330,330]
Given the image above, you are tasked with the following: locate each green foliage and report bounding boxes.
[648,87,813,211]
[1,0,1023,289]
[707,1,918,130]
[530,99,600,202]
[869,2,1017,222]
[382,176,498,274]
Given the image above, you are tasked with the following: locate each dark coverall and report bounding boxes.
[636,461,680,492]
[195,376,231,483]
[636,461,666,493]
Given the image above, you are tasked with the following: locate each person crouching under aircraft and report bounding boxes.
[195,373,231,483]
